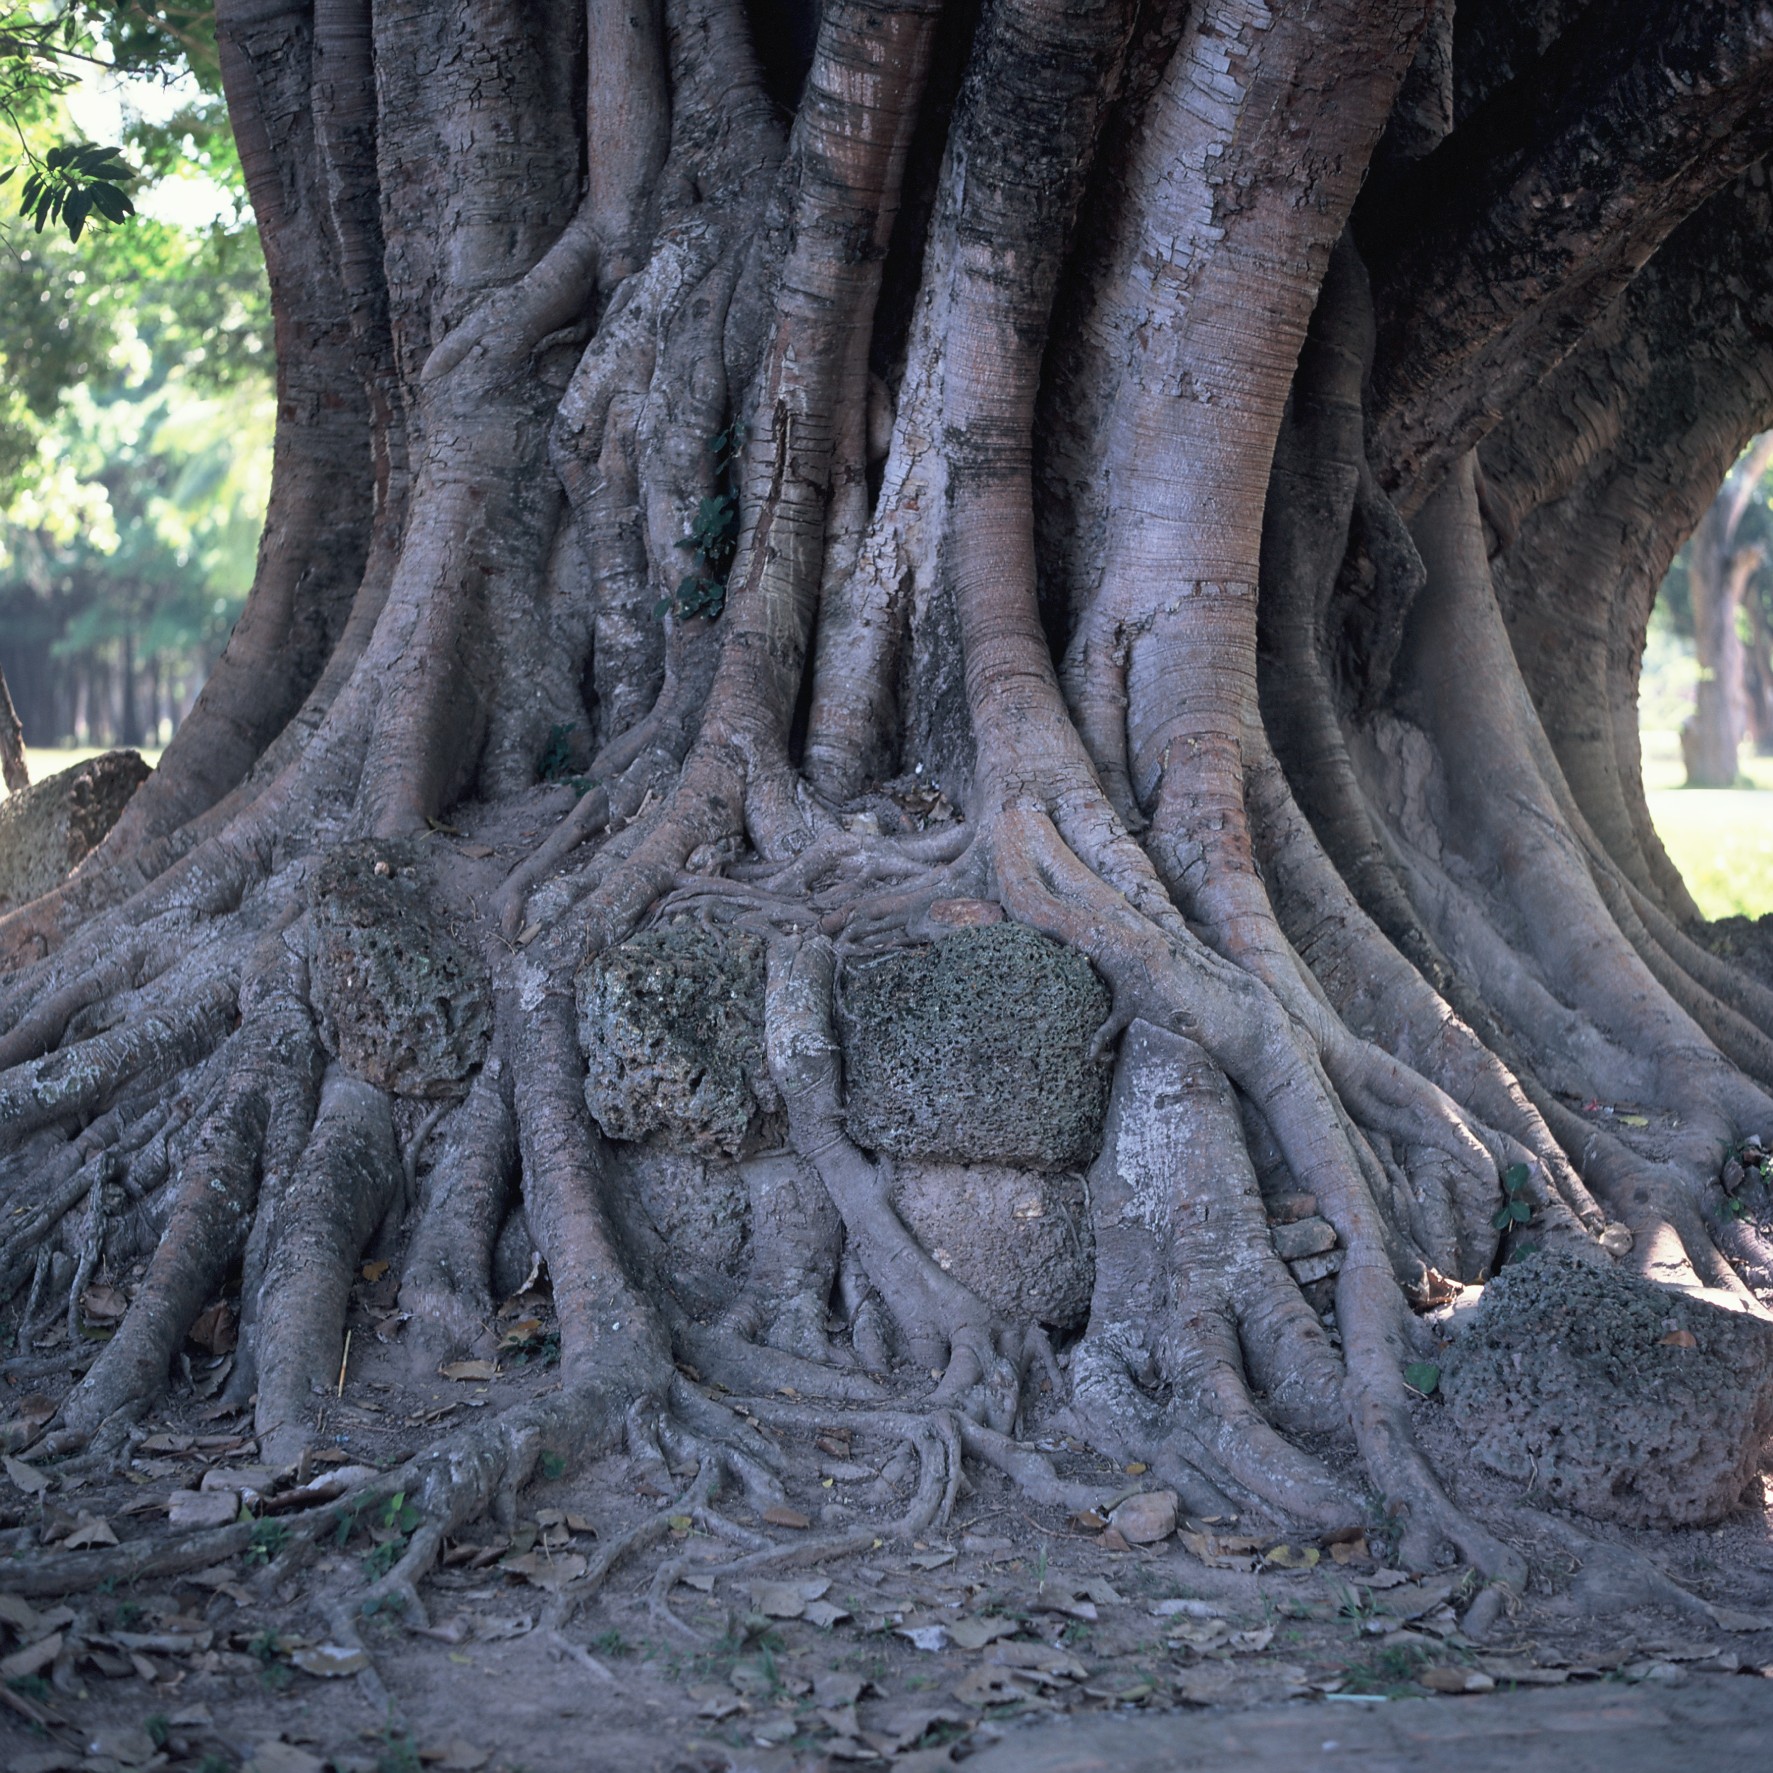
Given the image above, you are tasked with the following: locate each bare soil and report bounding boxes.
[5,1286,1772,1773]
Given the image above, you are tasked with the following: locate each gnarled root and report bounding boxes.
[1070,1020,1357,1530]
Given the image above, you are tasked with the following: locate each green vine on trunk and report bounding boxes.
[657,424,743,620]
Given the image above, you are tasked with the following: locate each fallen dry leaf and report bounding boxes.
[3,1454,49,1496]
[1659,1329,1698,1349]
[896,1623,949,1652]
[1109,1489,1178,1544]
[291,1643,370,1678]
[947,1616,1020,1650]
[188,1300,237,1355]
[440,1359,499,1382]
[1419,1666,1496,1694]
[0,1631,62,1679]
[500,1550,587,1590]
[244,1743,328,1773]
[1263,1542,1320,1570]
[80,1282,128,1324]
[761,1504,811,1530]
[361,1259,391,1282]
[62,1511,119,1549]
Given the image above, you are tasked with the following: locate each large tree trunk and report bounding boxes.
[5,0,1773,1615]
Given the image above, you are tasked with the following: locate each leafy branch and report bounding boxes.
[6,138,135,238]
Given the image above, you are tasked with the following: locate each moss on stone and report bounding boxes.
[1442,1250,1773,1527]
[576,920,773,1157]
[307,838,492,1098]
[840,922,1111,1169]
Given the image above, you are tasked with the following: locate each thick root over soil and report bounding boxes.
[4,0,1773,1645]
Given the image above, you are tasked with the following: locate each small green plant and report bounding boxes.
[657,425,743,621]
[539,1450,568,1481]
[361,1490,422,1579]
[245,1516,290,1566]
[247,1630,283,1665]
[113,1599,145,1629]
[589,1628,634,1657]
[376,1727,422,1773]
[507,1329,561,1369]
[144,1715,171,1750]
[537,725,592,797]
[1492,1161,1534,1232]
[1402,1360,1440,1395]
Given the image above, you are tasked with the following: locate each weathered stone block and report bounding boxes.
[1272,1216,1338,1261]
[0,750,149,910]
[1442,1251,1773,1528]
[577,920,775,1157]
[891,1162,1094,1330]
[308,839,492,1098]
[840,922,1111,1169]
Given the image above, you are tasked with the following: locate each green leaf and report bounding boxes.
[1508,1199,1532,1223]
[64,188,91,241]
[1402,1361,1440,1396]
[1491,1205,1513,1231]
[88,182,134,224]
[1502,1162,1531,1194]
[0,166,14,188]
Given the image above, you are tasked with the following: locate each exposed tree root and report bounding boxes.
[6,0,1773,1658]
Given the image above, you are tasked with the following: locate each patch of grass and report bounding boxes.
[1641,728,1773,918]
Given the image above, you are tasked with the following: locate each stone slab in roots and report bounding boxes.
[839,922,1112,1170]
[1442,1251,1773,1528]
[0,752,151,913]
[308,839,493,1099]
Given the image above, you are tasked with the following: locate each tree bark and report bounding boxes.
[3,0,1772,1608]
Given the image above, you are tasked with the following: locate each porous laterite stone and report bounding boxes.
[308,839,492,1098]
[576,919,775,1157]
[840,921,1111,1169]
[1442,1250,1773,1527]
[0,750,149,910]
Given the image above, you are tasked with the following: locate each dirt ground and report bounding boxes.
[4,1277,1773,1773]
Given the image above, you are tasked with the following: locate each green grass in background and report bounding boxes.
[1641,729,1773,920]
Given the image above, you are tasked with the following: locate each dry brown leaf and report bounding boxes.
[748,1581,812,1619]
[0,1631,62,1679]
[1263,1542,1320,1570]
[947,1616,1020,1650]
[440,1359,498,1382]
[1419,1666,1496,1694]
[291,1644,370,1678]
[1659,1329,1698,1349]
[188,1301,237,1355]
[361,1259,391,1282]
[422,1740,490,1770]
[761,1504,811,1530]
[80,1282,128,1324]
[3,1454,49,1496]
[63,1511,119,1549]
[500,1550,587,1590]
